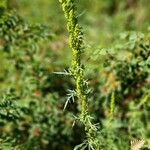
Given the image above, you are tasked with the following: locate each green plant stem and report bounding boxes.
[59,0,87,120]
[59,0,99,149]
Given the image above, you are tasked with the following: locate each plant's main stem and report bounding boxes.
[59,0,87,119]
[59,0,99,149]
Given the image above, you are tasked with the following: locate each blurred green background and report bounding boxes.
[0,0,150,149]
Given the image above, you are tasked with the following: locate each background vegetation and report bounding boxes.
[0,0,150,149]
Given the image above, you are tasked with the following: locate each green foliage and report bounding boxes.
[59,0,100,149]
[0,0,7,15]
[0,0,150,150]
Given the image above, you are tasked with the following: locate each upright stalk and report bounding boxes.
[59,0,99,149]
[59,0,87,120]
